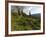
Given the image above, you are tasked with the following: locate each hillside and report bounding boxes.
[32,13,40,18]
[11,12,41,31]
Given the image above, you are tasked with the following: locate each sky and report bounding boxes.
[11,6,41,15]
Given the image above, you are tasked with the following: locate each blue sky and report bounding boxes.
[11,6,41,15]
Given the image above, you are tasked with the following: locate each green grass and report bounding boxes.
[11,12,40,31]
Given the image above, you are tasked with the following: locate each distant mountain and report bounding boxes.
[31,13,40,18]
